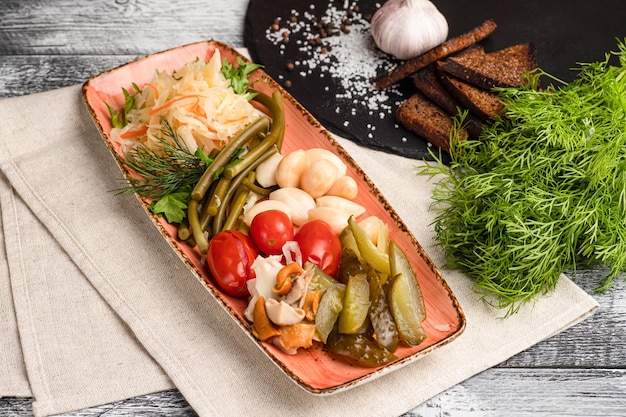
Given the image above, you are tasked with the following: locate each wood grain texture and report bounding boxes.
[3,368,626,416]
[1,0,625,416]
[0,0,247,55]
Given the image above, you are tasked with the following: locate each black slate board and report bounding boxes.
[244,0,626,160]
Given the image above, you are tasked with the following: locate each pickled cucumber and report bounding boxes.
[389,241,426,322]
[348,216,390,275]
[315,283,346,343]
[370,290,399,352]
[339,226,363,262]
[305,262,338,292]
[389,272,426,346]
[326,331,397,367]
[338,275,370,334]
[337,247,367,284]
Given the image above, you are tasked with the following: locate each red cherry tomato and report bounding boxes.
[250,210,294,255]
[294,219,342,277]
[206,230,259,298]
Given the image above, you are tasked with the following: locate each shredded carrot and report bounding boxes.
[143,83,159,100]
[191,101,205,116]
[195,113,209,126]
[225,115,249,124]
[120,125,148,139]
[148,94,200,116]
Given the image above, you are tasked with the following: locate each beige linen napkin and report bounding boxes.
[0,84,599,417]
[0,95,175,415]
[0,191,31,398]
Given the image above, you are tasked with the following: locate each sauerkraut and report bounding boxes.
[111,49,263,154]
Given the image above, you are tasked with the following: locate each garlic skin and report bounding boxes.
[307,206,353,235]
[315,195,366,218]
[269,187,316,226]
[255,152,283,188]
[243,199,292,226]
[371,0,449,60]
[326,175,358,200]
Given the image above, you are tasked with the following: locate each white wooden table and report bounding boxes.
[1,1,625,416]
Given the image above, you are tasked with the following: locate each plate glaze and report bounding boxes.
[82,40,465,395]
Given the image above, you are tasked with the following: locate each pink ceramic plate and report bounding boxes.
[82,40,466,395]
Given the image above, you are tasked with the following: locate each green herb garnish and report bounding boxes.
[113,118,208,200]
[221,56,263,97]
[149,186,191,224]
[106,102,125,129]
[106,84,140,128]
[419,39,626,315]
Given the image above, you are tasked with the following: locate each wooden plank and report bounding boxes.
[3,369,626,416]
[506,269,626,368]
[0,0,248,55]
[411,368,626,417]
[0,390,195,417]
[0,55,138,98]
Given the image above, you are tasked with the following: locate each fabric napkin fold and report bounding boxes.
[0,84,599,417]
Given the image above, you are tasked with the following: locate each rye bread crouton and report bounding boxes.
[413,67,460,115]
[435,59,505,121]
[396,92,468,152]
[414,66,485,137]
[438,72,505,120]
[438,43,538,90]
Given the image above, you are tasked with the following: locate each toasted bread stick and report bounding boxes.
[375,19,498,90]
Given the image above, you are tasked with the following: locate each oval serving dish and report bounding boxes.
[82,40,466,395]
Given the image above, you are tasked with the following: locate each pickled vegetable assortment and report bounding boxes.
[108,54,427,367]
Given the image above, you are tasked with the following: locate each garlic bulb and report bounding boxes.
[370,0,449,60]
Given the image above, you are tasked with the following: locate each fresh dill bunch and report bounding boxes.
[418,39,626,315]
[113,118,209,199]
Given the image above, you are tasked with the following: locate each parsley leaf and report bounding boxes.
[149,186,191,224]
[122,86,136,119]
[221,56,263,96]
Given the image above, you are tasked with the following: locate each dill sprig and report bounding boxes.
[113,118,209,199]
[419,39,626,315]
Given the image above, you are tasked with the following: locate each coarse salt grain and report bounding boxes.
[265,1,404,142]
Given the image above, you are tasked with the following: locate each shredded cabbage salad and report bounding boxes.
[111,49,263,154]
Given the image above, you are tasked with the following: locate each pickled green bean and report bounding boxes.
[211,145,279,235]
[191,116,269,201]
[199,179,219,231]
[187,199,208,254]
[207,148,220,159]
[177,219,191,241]
[222,183,250,231]
[258,90,285,149]
[251,90,285,147]
[242,177,276,196]
[205,176,231,217]
[222,91,285,179]
[185,235,196,248]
